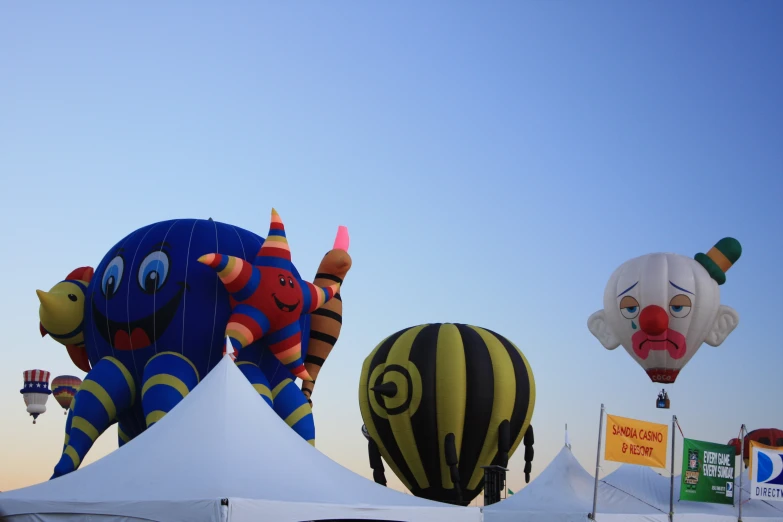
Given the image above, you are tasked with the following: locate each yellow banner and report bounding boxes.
[604,414,668,468]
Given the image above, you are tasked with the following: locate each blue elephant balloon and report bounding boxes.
[42,218,316,479]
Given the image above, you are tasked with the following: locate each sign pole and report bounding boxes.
[739,424,745,522]
[590,403,605,521]
[669,415,676,522]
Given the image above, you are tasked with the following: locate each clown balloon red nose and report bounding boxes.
[639,305,668,336]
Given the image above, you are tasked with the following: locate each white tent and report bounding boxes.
[602,464,783,521]
[0,355,482,522]
[482,445,669,522]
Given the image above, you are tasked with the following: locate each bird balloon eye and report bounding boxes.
[619,295,640,319]
[138,251,170,294]
[288,277,294,288]
[278,276,286,286]
[101,255,125,298]
[68,294,77,302]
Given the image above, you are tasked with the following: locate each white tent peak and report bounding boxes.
[0,356,481,522]
[484,445,670,521]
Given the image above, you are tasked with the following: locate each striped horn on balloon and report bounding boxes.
[197,253,261,301]
[254,208,292,263]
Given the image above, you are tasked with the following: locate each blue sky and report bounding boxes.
[1,1,781,501]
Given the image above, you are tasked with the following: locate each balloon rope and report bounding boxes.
[180,220,198,356]
[674,417,684,438]
[228,224,250,362]
[125,225,159,379]
[208,220,220,365]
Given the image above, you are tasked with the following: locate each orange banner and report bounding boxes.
[604,414,668,468]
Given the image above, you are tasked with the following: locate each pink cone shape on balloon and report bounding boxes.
[333,226,349,252]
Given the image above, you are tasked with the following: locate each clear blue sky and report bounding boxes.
[1,1,781,501]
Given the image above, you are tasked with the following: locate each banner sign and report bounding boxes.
[604,414,668,468]
[750,441,783,502]
[679,438,735,504]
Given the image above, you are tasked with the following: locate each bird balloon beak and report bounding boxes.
[36,289,52,308]
[371,382,398,398]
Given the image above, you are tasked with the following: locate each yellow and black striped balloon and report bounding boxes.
[358,323,535,506]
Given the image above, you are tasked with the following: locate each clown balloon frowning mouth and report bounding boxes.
[587,237,743,389]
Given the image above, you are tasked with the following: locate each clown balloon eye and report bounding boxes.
[288,277,294,288]
[138,250,170,294]
[669,294,692,318]
[279,276,286,286]
[101,255,125,299]
[619,295,640,319]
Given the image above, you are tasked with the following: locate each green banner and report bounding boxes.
[680,438,736,505]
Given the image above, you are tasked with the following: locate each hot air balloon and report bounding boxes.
[51,375,82,414]
[729,428,783,468]
[358,323,535,506]
[587,238,743,404]
[20,370,52,423]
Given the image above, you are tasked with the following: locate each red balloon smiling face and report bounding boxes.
[262,267,301,313]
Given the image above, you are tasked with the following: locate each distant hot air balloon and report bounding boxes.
[359,323,535,506]
[51,375,82,414]
[20,370,52,424]
[728,428,783,468]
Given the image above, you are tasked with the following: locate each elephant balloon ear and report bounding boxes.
[587,310,620,349]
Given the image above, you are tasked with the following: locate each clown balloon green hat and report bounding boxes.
[695,237,742,285]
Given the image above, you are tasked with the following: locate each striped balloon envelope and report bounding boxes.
[358,323,535,506]
[51,375,82,413]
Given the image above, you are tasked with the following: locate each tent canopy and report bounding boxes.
[483,445,669,522]
[602,463,783,521]
[0,355,481,522]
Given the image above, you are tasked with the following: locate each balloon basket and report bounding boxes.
[656,389,670,409]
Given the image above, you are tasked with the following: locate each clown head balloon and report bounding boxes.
[587,238,742,384]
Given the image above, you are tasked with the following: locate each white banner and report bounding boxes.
[750,441,783,502]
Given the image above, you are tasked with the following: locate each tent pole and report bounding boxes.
[738,423,745,522]
[670,415,676,522]
[590,403,604,521]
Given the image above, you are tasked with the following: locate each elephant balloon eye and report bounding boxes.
[68,294,77,302]
[619,295,640,319]
[669,294,692,318]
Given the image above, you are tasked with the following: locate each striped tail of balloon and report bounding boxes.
[301,247,352,405]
